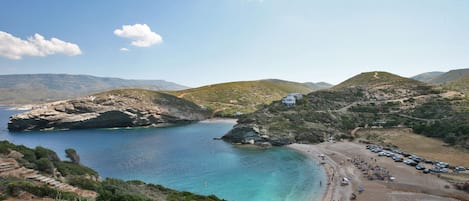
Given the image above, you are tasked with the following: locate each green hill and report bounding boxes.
[411,71,445,82]
[429,68,469,84]
[224,71,469,149]
[333,71,426,90]
[168,79,315,117]
[443,75,469,94]
[0,74,188,105]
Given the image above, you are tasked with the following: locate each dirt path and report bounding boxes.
[177,93,187,98]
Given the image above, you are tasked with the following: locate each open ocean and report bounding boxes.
[0,107,325,201]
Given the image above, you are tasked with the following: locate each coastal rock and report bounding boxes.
[8,89,210,131]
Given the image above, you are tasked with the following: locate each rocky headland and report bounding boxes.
[222,72,469,148]
[8,89,210,131]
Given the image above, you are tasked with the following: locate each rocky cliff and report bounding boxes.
[8,89,210,131]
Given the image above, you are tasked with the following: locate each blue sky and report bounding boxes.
[1,0,469,87]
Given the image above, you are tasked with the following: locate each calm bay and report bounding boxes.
[0,107,325,201]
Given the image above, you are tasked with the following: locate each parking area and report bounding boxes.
[366,144,467,176]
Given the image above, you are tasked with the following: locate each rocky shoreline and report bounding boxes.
[8,89,210,131]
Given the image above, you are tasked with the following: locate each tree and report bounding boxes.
[65,148,80,164]
[36,158,54,174]
[35,146,60,162]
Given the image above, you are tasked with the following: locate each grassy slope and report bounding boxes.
[0,74,187,105]
[444,75,469,94]
[94,88,210,116]
[168,79,315,116]
[430,68,469,84]
[333,71,425,90]
[230,71,469,148]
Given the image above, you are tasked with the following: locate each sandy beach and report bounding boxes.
[288,142,469,201]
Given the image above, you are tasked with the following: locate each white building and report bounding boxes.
[282,95,296,106]
[288,93,303,100]
[281,93,303,106]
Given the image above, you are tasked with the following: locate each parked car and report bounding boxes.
[431,167,441,173]
[424,159,433,164]
[378,151,387,156]
[416,164,425,170]
[401,152,411,157]
[409,155,424,162]
[372,148,382,153]
[436,162,449,168]
[404,160,418,166]
[455,166,466,171]
[392,156,403,162]
[440,168,449,173]
[423,168,430,174]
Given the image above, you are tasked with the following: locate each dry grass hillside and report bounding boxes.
[168,79,316,116]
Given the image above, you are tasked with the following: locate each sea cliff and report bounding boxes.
[8,89,210,131]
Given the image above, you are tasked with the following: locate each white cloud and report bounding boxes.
[114,24,162,47]
[0,31,81,60]
[120,47,129,51]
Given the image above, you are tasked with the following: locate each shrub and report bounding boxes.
[3,178,80,200]
[67,176,100,191]
[35,158,54,174]
[35,146,60,162]
[54,161,98,177]
[65,148,80,164]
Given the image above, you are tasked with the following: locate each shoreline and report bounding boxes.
[288,142,469,201]
[200,118,238,123]
[288,143,349,201]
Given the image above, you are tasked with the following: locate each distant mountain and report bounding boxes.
[303,82,333,90]
[168,79,316,117]
[429,68,469,84]
[0,74,188,104]
[411,71,445,82]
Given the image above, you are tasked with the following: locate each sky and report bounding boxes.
[1,0,469,87]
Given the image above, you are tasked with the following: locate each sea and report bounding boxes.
[0,107,325,201]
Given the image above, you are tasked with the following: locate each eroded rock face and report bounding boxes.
[8,90,210,131]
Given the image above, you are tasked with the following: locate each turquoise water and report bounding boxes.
[0,107,325,201]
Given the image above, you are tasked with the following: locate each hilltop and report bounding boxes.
[0,141,224,201]
[168,79,318,117]
[8,89,209,131]
[428,68,469,84]
[0,74,188,105]
[333,71,426,91]
[411,71,445,82]
[223,71,469,149]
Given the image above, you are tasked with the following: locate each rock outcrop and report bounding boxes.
[8,89,210,131]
